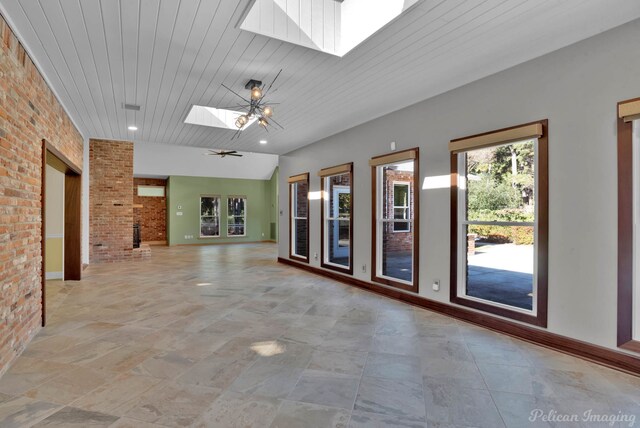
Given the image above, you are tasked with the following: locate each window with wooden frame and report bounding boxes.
[450,121,548,327]
[200,195,220,238]
[370,148,419,292]
[618,98,640,352]
[289,173,310,262]
[319,163,353,274]
[227,196,247,237]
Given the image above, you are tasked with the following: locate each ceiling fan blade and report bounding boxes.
[228,154,243,157]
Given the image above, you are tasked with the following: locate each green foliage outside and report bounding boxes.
[467,141,535,245]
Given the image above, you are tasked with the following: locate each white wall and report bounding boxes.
[133,141,278,180]
[279,18,640,352]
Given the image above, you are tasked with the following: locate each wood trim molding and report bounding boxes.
[619,96,640,122]
[369,148,417,166]
[288,172,310,183]
[617,103,640,352]
[278,257,640,376]
[44,141,81,175]
[289,173,310,263]
[318,162,352,177]
[449,121,543,153]
[371,148,420,292]
[320,163,353,275]
[40,141,47,327]
[450,120,548,327]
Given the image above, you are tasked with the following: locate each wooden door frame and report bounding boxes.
[41,139,82,326]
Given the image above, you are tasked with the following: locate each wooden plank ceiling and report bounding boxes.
[1,0,639,155]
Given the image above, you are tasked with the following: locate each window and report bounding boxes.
[320,163,353,274]
[393,182,410,232]
[289,173,309,262]
[617,98,640,352]
[450,121,548,326]
[137,185,165,197]
[200,196,220,238]
[370,149,419,292]
[227,197,247,237]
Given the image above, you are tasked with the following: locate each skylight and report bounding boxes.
[240,0,420,57]
[184,105,257,130]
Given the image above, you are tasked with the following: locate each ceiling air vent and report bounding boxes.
[122,103,141,111]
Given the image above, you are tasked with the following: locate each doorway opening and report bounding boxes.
[41,140,82,326]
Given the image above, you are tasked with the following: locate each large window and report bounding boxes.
[289,173,309,262]
[200,196,220,238]
[618,98,640,352]
[450,121,548,326]
[227,196,246,237]
[320,163,353,274]
[371,149,419,292]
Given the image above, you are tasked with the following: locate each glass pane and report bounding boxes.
[382,162,413,221]
[228,197,245,217]
[326,173,351,218]
[394,208,407,220]
[382,221,412,282]
[201,197,219,217]
[228,223,245,236]
[294,219,308,257]
[466,140,535,223]
[200,216,219,237]
[393,183,409,207]
[294,181,309,218]
[327,219,350,267]
[465,225,534,310]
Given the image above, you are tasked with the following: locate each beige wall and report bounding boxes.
[45,164,64,278]
[279,19,640,353]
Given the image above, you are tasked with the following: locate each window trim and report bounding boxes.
[199,194,221,239]
[371,148,420,293]
[289,173,310,263]
[618,98,640,353]
[320,163,353,275]
[450,120,548,327]
[227,196,247,237]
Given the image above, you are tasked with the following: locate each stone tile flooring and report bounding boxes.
[0,243,638,427]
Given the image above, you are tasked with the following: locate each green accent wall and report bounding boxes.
[167,173,278,246]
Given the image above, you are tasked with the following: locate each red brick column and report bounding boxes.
[89,139,134,263]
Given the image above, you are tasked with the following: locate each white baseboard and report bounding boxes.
[45,272,63,280]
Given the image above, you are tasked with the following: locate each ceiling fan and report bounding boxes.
[206,150,243,158]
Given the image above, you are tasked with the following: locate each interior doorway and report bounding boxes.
[41,140,82,326]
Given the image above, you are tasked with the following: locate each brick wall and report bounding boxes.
[133,178,166,243]
[0,15,84,377]
[89,139,134,263]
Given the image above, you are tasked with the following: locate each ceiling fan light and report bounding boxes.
[262,106,273,117]
[251,86,263,100]
[235,114,248,128]
[258,117,268,127]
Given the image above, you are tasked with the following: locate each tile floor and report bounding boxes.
[0,243,638,427]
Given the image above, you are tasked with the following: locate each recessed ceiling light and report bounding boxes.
[259,140,268,145]
[128,125,138,131]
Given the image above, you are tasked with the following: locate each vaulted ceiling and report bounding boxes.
[1,0,639,155]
